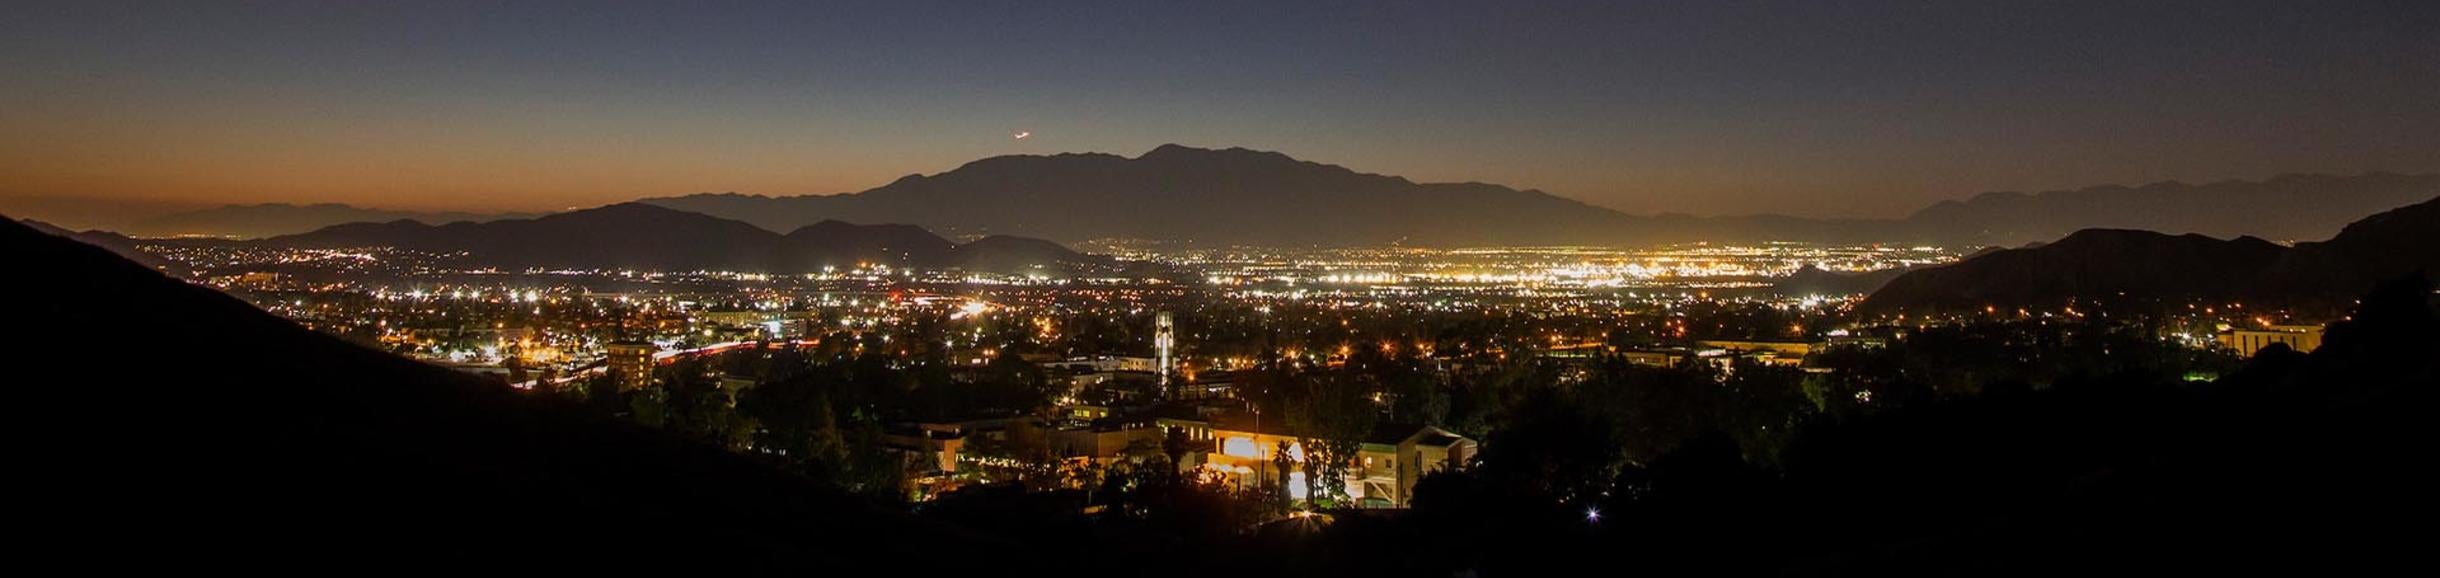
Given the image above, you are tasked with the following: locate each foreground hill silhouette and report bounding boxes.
[14,210,2434,576]
[1280,277,2438,576]
[3,217,1011,572]
[1864,195,2440,312]
[646,145,2437,246]
[17,218,188,275]
[261,202,1110,275]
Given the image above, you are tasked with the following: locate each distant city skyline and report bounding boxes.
[4,1,2435,218]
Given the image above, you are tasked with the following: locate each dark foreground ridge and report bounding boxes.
[4,216,1013,573]
[11,210,2438,575]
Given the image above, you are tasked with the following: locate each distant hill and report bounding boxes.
[0,194,213,232]
[1900,173,2440,245]
[948,234,1101,274]
[1772,264,1921,296]
[645,145,2436,247]
[650,145,1654,246]
[1863,196,2440,312]
[128,202,538,238]
[647,144,1936,246]
[2259,193,2440,298]
[1,217,1012,572]
[264,203,1112,275]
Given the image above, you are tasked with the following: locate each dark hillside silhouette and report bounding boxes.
[1866,196,2440,312]
[4,216,1015,573]
[1359,277,2436,576]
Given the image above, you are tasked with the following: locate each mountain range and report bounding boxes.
[260,203,1111,275]
[3,217,1010,571]
[123,202,537,238]
[13,147,2428,248]
[1898,172,2440,245]
[645,145,2439,247]
[1862,195,2440,313]
[650,144,1641,246]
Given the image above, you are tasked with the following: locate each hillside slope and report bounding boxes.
[1864,196,2440,312]
[3,216,1012,572]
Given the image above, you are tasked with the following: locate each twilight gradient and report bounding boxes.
[3,0,2434,217]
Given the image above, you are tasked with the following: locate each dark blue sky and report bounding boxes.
[4,0,2434,216]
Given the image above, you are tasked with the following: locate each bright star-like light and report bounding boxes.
[952,300,990,319]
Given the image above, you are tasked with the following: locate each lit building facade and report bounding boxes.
[2217,325,2323,357]
[606,341,656,391]
[1190,418,1475,508]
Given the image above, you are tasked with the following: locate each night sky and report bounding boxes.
[3,0,2434,217]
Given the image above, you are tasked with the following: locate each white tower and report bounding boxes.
[1154,311,1175,394]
